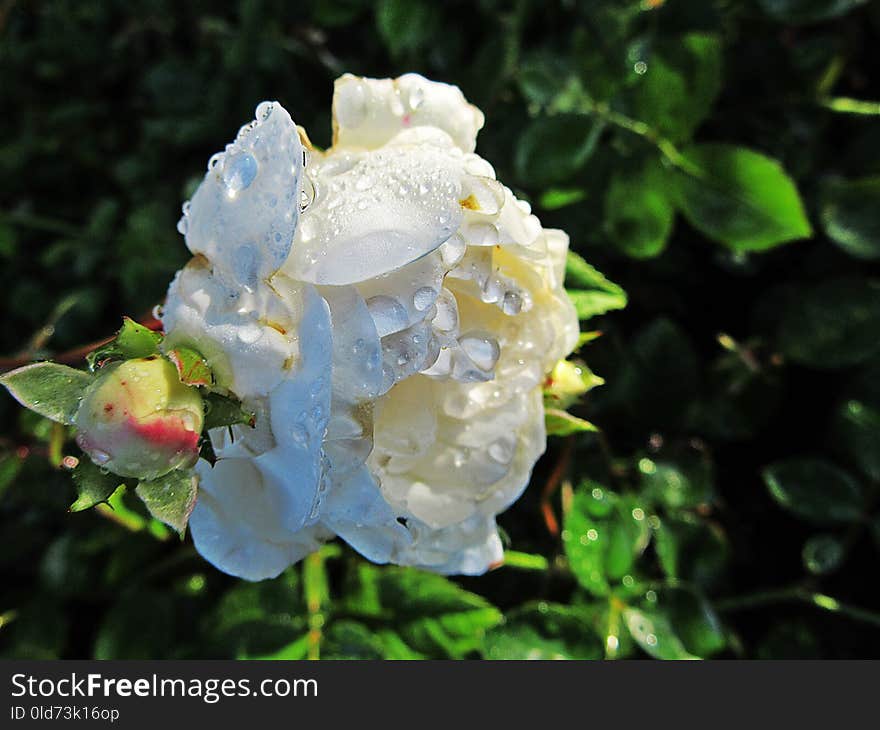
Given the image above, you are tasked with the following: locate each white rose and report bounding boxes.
[162,73,579,580]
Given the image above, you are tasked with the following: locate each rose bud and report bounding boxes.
[74,356,204,480]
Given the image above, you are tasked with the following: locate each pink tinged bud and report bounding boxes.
[74,356,204,480]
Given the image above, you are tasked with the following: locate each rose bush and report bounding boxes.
[162,74,579,580]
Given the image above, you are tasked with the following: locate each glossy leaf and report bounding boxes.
[623,607,699,660]
[515,114,602,187]
[545,408,598,436]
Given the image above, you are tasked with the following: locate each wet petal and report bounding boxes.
[332,73,484,153]
[285,140,462,285]
[321,465,411,563]
[190,458,329,581]
[181,102,303,286]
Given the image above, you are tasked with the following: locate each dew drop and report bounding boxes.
[413,286,436,312]
[408,85,425,111]
[91,449,111,466]
[366,295,409,337]
[460,331,500,371]
[223,152,258,193]
[502,291,522,315]
[255,101,274,121]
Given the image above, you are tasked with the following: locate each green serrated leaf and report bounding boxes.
[545,408,598,436]
[762,458,864,525]
[0,362,93,425]
[70,458,124,511]
[135,470,198,536]
[165,346,213,386]
[203,392,256,430]
[86,317,162,370]
[672,143,812,251]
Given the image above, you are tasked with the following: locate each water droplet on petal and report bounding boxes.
[460,331,500,371]
[413,286,436,312]
[223,152,258,193]
[366,295,409,337]
[502,291,522,315]
[255,101,274,121]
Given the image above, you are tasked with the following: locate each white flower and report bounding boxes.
[162,73,579,580]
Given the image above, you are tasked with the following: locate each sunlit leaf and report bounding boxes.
[673,144,812,251]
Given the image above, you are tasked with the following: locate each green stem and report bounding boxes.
[0,210,82,238]
[303,551,327,661]
[717,586,880,630]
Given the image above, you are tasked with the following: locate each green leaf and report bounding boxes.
[342,564,502,659]
[778,277,880,369]
[86,317,162,370]
[248,634,310,661]
[515,114,602,188]
[832,398,880,482]
[206,571,306,658]
[652,586,726,658]
[165,346,213,386]
[545,408,598,436]
[203,392,256,430]
[820,177,880,260]
[0,362,93,425]
[375,0,438,58]
[757,0,869,24]
[0,451,24,500]
[135,470,198,536]
[802,534,845,575]
[565,251,628,319]
[762,458,864,525]
[672,143,812,251]
[539,187,587,211]
[623,606,699,660]
[563,486,651,595]
[605,157,675,258]
[638,456,713,510]
[654,514,729,590]
[484,603,604,659]
[70,458,124,511]
[630,33,722,143]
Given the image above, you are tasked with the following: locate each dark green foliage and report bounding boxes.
[2,0,880,660]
